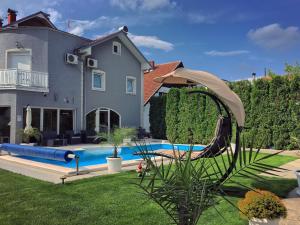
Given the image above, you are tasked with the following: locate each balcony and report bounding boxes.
[0,69,49,92]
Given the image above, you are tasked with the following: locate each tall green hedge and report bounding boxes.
[164,88,217,144]
[149,96,166,139]
[149,66,300,149]
[165,89,180,142]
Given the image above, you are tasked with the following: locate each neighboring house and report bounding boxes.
[0,9,150,143]
[143,60,184,132]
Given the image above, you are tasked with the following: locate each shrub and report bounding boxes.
[238,189,287,220]
[97,127,136,158]
[18,127,41,143]
[149,96,166,139]
[165,89,180,143]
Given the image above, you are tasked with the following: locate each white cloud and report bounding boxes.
[44,8,62,24]
[110,0,176,11]
[128,33,174,51]
[187,13,220,24]
[204,50,250,56]
[248,23,300,49]
[67,16,123,36]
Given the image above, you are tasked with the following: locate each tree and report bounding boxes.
[166,89,180,143]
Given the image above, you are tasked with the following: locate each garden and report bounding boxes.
[0,152,297,225]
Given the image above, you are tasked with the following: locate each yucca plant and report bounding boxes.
[135,134,287,225]
[97,127,136,158]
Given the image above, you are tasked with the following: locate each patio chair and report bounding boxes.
[64,130,81,145]
[41,131,65,147]
[86,130,101,144]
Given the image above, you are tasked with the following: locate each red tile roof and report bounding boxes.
[144,61,183,104]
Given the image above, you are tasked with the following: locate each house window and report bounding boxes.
[126,76,136,95]
[112,41,121,55]
[92,70,106,91]
[6,49,31,71]
[43,109,57,132]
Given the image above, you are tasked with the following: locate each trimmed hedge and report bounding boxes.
[233,74,300,150]
[149,66,300,149]
[164,88,217,144]
[149,95,166,139]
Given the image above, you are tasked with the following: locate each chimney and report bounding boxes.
[149,60,155,69]
[7,8,17,24]
[252,72,256,81]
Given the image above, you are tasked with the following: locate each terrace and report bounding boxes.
[0,69,49,92]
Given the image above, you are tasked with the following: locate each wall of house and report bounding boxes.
[84,36,142,128]
[0,28,143,142]
[0,28,48,71]
[0,28,88,142]
[15,28,87,134]
[0,91,17,143]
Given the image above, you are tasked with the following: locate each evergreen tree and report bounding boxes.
[165,89,180,143]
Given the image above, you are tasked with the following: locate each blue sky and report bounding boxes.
[1,0,300,80]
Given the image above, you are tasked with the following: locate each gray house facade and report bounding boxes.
[0,10,149,143]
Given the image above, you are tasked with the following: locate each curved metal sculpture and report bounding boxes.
[136,68,245,183]
[136,90,233,160]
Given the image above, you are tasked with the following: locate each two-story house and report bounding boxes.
[0,9,150,143]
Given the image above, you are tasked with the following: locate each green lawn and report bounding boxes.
[0,154,297,225]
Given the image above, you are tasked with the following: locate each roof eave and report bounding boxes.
[78,31,151,70]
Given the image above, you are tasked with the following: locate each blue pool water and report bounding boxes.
[16,144,204,168]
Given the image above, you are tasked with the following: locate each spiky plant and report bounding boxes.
[135,135,286,225]
[97,127,136,158]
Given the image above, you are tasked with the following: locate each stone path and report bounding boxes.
[280,188,300,225]
[262,159,300,179]
[259,156,300,225]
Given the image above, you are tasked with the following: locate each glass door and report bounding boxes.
[0,107,10,143]
[99,109,109,133]
[59,110,73,134]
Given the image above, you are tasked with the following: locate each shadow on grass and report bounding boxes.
[251,177,297,197]
[222,177,297,198]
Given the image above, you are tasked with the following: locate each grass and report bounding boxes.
[0,153,297,225]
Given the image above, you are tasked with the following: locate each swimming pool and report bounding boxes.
[15,144,204,168]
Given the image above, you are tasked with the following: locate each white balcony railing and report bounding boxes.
[0,69,49,92]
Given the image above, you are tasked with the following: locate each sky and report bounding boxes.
[1,0,300,80]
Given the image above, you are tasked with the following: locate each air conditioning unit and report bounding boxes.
[65,53,78,65]
[87,58,98,68]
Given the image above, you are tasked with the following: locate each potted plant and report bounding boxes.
[238,189,287,225]
[295,169,300,196]
[18,127,41,145]
[98,127,135,173]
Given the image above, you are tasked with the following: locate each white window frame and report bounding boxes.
[25,106,76,134]
[5,48,32,70]
[126,76,136,95]
[92,69,106,91]
[112,41,121,56]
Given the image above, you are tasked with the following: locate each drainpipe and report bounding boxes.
[80,61,84,131]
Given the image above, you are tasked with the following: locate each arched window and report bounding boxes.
[86,108,121,134]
